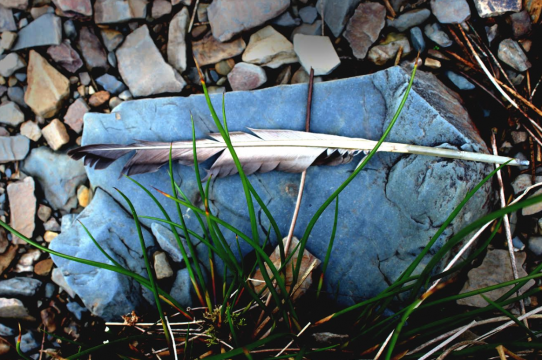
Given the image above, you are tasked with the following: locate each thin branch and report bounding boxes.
[275,322,311,357]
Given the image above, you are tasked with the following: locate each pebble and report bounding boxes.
[7,86,25,108]
[316,0,361,37]
[167,7,189,73]
[89,90,110,107]
[78,26,108,70]
[19,332,39,353]
[100,29,124,53]
[40,307,56,332]
[79,72,91,86]
[12,13,61,50]
[63,98,89,134]
[424,23,453,47]
[227,62,267,91]
[431,0,470,24]
[387,8,431,32]
[344,2,386,60]
[0,53,25,77]
[529,236,542,256]
[151,223,191,263]
[272,10,299,27]
[151,0,171,19]
[208,0,290,42]
[299,6,317,24]
[242,25,297,69]
[96,74,126,94]
[153,251,174,279]
[0,323,15,336]
[498,39,531,72]
[0,0,28,9]
[76,185,92,207]
[193,32,246,67]
[0,31,16,49]
[44,231,58,242]
[94,0,148,24]
[0,298,32,319]
[0,135,29,163]
[445,71,475,90]
[53,0,92,16]
[473,0,522,18]
[51,268,76,298]
[0,101,24,126]
[44,217,60,232]
[46,40,83,73]
[293,34,340,76]
[196,2,209,22]
[118,89,132,100]
[37,204,51,222]
[109,96,122,109]
[368,32,411,66]
[34,258,53,276]
[410,27,425,53]
[0,5,17,32]
[511,130,528,144]
[0,277,42,297]
[0,245,17,275]
[66,301,87,320]
[20,120,41,141]
[41,118,69,150]
[7,177,35,238]
[523,188,542,216]
[507,69,525,85]
[25,50,70,118]
[215,59,235,76]
[508,10,531,39]
[117,25,186,97]
[291,20,323,39]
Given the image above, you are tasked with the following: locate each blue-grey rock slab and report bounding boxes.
[387,8,431,32]
[0,135,29,163]
[49,189,156,321]
[316,0,361,38]
[0,277,42,297]
[77,66,493,309]
[12,14,62,50]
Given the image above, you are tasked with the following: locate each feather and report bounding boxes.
[68,129,529,178]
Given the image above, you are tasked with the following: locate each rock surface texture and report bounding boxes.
[56,66,493,315]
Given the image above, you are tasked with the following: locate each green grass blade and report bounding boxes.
[481,294,535,339]
[317,196,339,299]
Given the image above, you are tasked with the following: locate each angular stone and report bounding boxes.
[316,0,361,38]
[23,146,87,211]
[7,177,36,238]
[89,90,110,107]
[0,135,29,163]
[0,5,16,32]
[272,10,300,27]
[0,0,26,9]
[215,59,235,76]
[293,34,340,76]
[0,277,41,297]
[78,27,108,70]
[344,2,386,60]
[12,14,62,50]
[498,39,531,72]
[208,0,289,42]
[117,25,185,97]
[100,29,124,52]
[96,74,126,95]
[410,27,425,53]
[431,0,470,24]
[0,101,24,126]
[368,32,411,66]
[445,71,475,90]
[80,66,493,308]
[0,31,16,50]
[52,0,92,16]
[0,298,32,320]
[193,33,246,67]
[31,5,54,19]
[424,23,453,47]
[47,41,83,73]
[20,121,41,141]
[64,98,90,134]
[44,231,58,243]
[291,20,323,39]
[153,251,174,279]
[387,8,431,32]
[473,0,522,18]
[42,119,69,151]
[25,50,70,118]
[299,6,317,24]
[152,222,193,263]
[152,0,171,19]
[242,26,297,69]
[94,0,148,24]
[511,173,532,194]
[51,268,75,297]
[0,53,25,77]
[508,10,532,39]
[37,204,52,222]
[50,189,156,320]
[77,185,92,207]
[227,62,266,91]
[523,188,542,216]
[168,7,189,72]
[170,268,194,306]
[44,217,61,232]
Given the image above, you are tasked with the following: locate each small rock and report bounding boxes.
[47,41,83,73]
[7,86,25,108]
[315,0,361,38]
[445,71,475,90]
[529,236,542,256]
[0,31,16,49]
[508,10,531,39]
[293,34,340,76]
[191,24,208,39]
[153,251,174,279]
[473,0,521,18]
[344,2,386,60]
[208,0,290,42]
[0,135,29,163]
[12,13,62,50]
[78,26,108,70]
[192,33,246,67]
[100,29,124,52]
[0,101,24,126]
[152,0,171,19]
[44,231,58,243]
[0,53,25,77]
[20,121,41,142]
[151,222,191,263]
[387,8,431,32]
[272,10,300,27]
[227,62,267,91]
[511,131,528,144]
[52,0,92,16]
[0,277,42,297]
[37,204,52,222]
[79,72,91,86]
[424,23,453,47]
[25,50,70,118]
[368,32,411,66]
[40,308,56,332]
[66,301,87,320]
[7,177,35,238]
[0,323,15,336]
[520,39,532,52]
[523,188,542,216]
[291,20,323,39]
[117,25,186,97]
[51,268,75,297]
[42,119,70,150]
[486,24,498,45]
[498,39,531,72]
[299,6,317,24]
[276,65,291,84]
[513,236,525,251]
[0,245,17,275]
[44,217,60,232]
[506,70,524,86]
[34,258,53,276]
[76,185,92,207]
[410,27,425,53]
[118,89,132,100]
[18,249,40,268]
[0,0,27,9]
[242,26,297,69]
[215,59,235,76]
[63,18,77,40]
[0,298,32,319]
[94,0,148,24]
[19,332,39,353]
[0,5,16,32]
[96,74,126,95]
[170,268,193,306]
[167,7,189,73]
[64,98,89,134]
[0,229,7,253]
[89,90,110,107]
[431,0,470,24]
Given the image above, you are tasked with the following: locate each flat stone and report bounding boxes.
[66,301,87,320]
[80,66,493,308]
[0,101,24,126]
[94,0,148,24]
[368,32,411,66]
[299,6,317,24]
[0,135,29,163]
[41,119,69,151]
[511,174,532,195]
[52,0,92,16]
[0,298,32,320]
[7,177,36,238]
[272,10,300,27]
[523,188,542,216]
[344,2,386,60]
[0,0,26,9]
[0,5,16,32]
[0,53,25,77]
[0,277,41,297]
[410,27,425,53]
[431,0,470,24]
[498,39,531,72]
[31,5,54,19]
[509,10,532,39]
[291,20,323,39]
[242,26,297,69]
[424,23,453,47]
[47,41,83,73]
[34,258,53,276]
[96,74,126,95]
[208,0,290,42]
[12,14,62,50]
[0,31,16,50]
[152,0,171,19]
[227,62,267,91]
[117,25,186,97]
[387,8,431,32]
[293,34,340,76]
[23,146,86,211]
[50,189,156,320]
[473,0,522,18]
[167,7,189,73]
[0,323,15,336]
[64,98,90,134]
[78,26,108,70]
[316,0,361,38]
[20,121,41,141]
[458,250,533,307]
[153,251,174,279]
[193,33,246,67]
[445,71,475,90]
[25,50,70,118]
[100,29,124,52]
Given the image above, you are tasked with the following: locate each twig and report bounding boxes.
[275,322,311,357]
[496,345,507,360]
[165,316,179,360]
[373,332,394,360]
[531,74,542,101]
[436,341,488,360]
[475,306,542,342]
[382,0,396,18]
[394,46,403,66]
[418,320,476,360]
[188,0,200,33]
[105,320,204,326]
